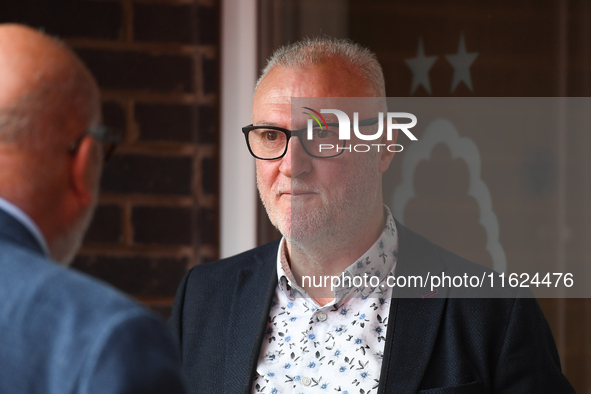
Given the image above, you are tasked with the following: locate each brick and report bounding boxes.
[76,49,194,93]
[134,3,194,44]
[0,0,121,40]
[197,208,218,246]
[102,101,126,131]
[101,154,192,195]
[135,103,194,142]
[132,206,192,245]
[72,255,188,297]
[202,56,218,95]
[84,204,122,244]
[196,5,218,46]
[197,105,217,144]
[201,157,217,195]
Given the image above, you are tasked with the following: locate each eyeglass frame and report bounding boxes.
[67,125,121,163]
[242,117,380,160]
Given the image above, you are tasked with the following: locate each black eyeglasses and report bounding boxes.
[67,125,121,163]
[242,118,379,160]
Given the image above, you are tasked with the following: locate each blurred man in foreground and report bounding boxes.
[0,24,185,393]
[170,37,573,393]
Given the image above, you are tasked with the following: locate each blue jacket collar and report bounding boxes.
[0,207,46,257]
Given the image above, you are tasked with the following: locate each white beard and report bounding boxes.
[257,153,381,253]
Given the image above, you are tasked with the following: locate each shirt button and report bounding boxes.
[317,311,327,322]
[301,377,312,386]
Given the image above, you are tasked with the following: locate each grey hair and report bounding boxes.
[0,93,36,144]
[256,37,386,97]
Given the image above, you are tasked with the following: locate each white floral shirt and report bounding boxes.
[253,207,398,394]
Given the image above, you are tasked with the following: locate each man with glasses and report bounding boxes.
[170,37,573,392]
[0,24,185,393]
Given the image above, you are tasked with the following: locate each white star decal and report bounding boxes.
[405,37,437,95]
[445,34,478,92]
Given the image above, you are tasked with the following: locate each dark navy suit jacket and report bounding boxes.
[170,222,574,393]
[0,207,186,394]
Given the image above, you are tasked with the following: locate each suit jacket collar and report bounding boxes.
[224,240,279,394]
[0,206,46,256]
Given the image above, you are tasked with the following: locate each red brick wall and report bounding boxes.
[0,0,220,317]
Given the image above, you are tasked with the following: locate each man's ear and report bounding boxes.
[378,128,397,173]
[69,136,97,207]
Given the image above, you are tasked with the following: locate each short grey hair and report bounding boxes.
[0,94,35,144]
[256,37,386,97]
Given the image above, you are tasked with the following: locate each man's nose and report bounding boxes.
[279,136,312,178]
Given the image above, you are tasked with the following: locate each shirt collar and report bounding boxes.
[276,205,398,305]
[0,196,50,257]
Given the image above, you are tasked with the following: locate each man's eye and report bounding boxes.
[314,128,333,138]
[264,131,278,141]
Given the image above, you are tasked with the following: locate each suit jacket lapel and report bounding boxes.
[378,222,449,393]
[221,223,450,393]
[223,242,278,394]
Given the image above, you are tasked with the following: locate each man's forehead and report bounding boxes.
[254,96,380,122]
[254,69,310,105]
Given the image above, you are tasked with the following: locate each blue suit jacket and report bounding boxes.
[0,208,186,394]
[170,222,574,393]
